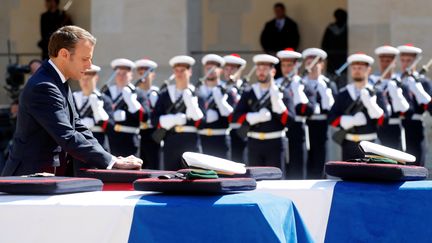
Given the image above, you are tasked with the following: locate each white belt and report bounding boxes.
[295,116,306,123]
[345,133,377,142]
[248,130,286,140]
[198,128,229,136]
[229,123,241,129]
[388,118,402,125]
[309,114,327,120]
[114,124,140,134]
[90,126,104,133]
[411,114,424,121]
[140,122,154,130]
[173,125,197,133]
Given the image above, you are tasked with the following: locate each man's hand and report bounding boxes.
[112,155,143,170]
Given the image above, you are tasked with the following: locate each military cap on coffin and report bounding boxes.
[0,176,103,195]
[325,141,428,181]
[133,152,256,194]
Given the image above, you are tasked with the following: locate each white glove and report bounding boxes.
[159,113,186,130]
[212,87,233,117]
[406,77,431,104]
[122,87,142,113]
[246,108,272,125]
[183,89,204,121]
[89,94,109,122]
[340,112,367,130]
[206,109,219,123]
[269,84,287,114]
[360,89,384,119]
[317,82,334,110]
[314,104,321,114]
[81,117,95,129]
[387,81,409,113]
[292,81,309,106]
[113,110,126,122]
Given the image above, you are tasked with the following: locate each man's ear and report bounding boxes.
[58,48,69,59]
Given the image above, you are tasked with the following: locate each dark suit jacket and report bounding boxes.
[260,16,300,53]
[2,61,112,176]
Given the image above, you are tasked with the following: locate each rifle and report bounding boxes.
[134,67,154,86]
[400,55,422,80]
[418,58,432,76]
[159,74,175,93]
[99,70,117,94]
[151,68,211,143]
[331,58,397,144]
[335,62,349,77]
[301,55,321,77]
[236,65,256,95]
[236,65,299,139]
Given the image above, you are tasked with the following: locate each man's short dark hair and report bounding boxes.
[274,2,285,10]
[48,25,96,58]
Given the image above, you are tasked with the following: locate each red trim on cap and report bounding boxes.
[284,48,294,51]
[355,52,366,54]
[280,109,288,125]
[405,43,414,46]
[230,53,240,57]
[331,116,341,127]
[377,115,385,126]
[237,114,247,124]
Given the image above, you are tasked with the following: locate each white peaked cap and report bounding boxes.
[359,141,416,163]
[223,54,247,67]
[277,48,302,60]
[397,44,422,55]
[348,53,374,65]
[169,55,196,67]
[374,45,400,56]
[110,58,136,69]
[135,59,158,69]
[182,152,246,174]
[253,54,279,65]
[302,48,327,60]
[86,64,101,72]
[202,54,225,66]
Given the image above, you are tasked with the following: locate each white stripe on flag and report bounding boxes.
[0,191,146,243]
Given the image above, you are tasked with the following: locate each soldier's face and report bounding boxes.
[400,54,416,71]
[280,59,296,76]
[378,55,395,72]
[204,63,221,83]
[173,65,191,81]
[350,63,371,82]
[223,64,240,79]
[79,72,98,91]
[65,39,94,81]
[256,64,275,83]
[115,67,132,86]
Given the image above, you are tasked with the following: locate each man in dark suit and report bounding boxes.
[2,26,142,176]
[260,3,300,55]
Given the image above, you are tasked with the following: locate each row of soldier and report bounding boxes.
[73,43,432,179]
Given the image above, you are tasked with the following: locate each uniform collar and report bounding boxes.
[48,59,67,83]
